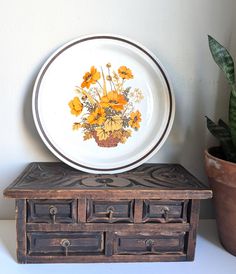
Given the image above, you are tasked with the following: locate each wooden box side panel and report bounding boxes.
[185,199,200,260]
[16,199,27,263]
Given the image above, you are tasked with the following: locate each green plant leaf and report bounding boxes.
[218,118,230,131]
[206,116,231,141]
[208,35,235,85]
[206,116,236,161]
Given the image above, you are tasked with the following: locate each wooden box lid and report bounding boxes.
[4,163,212,199]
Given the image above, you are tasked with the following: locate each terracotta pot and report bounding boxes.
[205,147,236,256]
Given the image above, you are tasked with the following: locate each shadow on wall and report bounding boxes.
[22,57,58,161]
[173,34,230,219]
[178,80,215,219]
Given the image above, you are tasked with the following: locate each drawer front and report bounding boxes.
[27,199,77,223]
[27,232,104,256]
[142,200,188,223]
[87,200,134,223]
[114,232,185,255]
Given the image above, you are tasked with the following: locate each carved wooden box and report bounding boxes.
[4,163,212,263]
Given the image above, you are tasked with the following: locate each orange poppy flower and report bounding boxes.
[129,110,142,129]
[68,96,83,116]
[118,66,133,80]
[100,91,127,111]
[81,66,101,89]
[87,107,106,125]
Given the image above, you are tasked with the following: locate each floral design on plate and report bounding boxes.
[68,63,144,147]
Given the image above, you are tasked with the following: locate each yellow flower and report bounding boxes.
[129,110,142,129]
[68,96,83,116]
[104,115,123,132]
[96,127,109,141]
[87,108,106,125]
[118,66,133,80]
[100,91,127,111]
[81,66,101,89]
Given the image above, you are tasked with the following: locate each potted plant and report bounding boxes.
[205,35,236,256]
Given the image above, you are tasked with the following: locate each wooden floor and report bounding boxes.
[0,220,235,274]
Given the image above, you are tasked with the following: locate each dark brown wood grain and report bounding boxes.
[142,199,189,223]
[105,231,113,257]
[3,162,212,199]
[26,223,190,232]
[22,254,188,263]
[16,199,27,263]
[113,231,185,255]
[4,189,213,200]
[27,231,105,256]
[185,200,201,261]
[27,199,77,223]
[87,199,134,223]
[4,162,212,263]
[134,199,143,223]
[78,198,86,223]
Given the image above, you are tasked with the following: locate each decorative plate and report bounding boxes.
[32,34,175,174]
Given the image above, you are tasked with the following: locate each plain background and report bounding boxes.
[1,0,236,219]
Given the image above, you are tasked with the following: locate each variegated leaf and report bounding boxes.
[206,116,236,162]
[208,35,235,85]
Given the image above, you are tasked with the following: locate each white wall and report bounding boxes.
[0,0,235,219]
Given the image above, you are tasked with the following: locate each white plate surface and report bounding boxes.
[32,35,175,173]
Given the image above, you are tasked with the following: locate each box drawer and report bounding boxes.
[142,200,188,223]
[27,232,104,256]
[87,200,134,223]
[27,199,77,223]
[114,232,186,255]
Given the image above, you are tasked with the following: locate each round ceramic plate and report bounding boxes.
[32,34,175,174]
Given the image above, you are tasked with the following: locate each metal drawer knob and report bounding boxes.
[60,239,71,256]
[106,206,114,221]
[49,205,58,224]
[145,239,154,252]
[161,206,170,221]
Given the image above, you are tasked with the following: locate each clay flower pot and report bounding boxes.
[205,147,236,256]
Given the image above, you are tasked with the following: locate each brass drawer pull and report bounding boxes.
[145,239,154,252]
[161,206,170,221]
[49,205,58,224]
[106,206,114,221]
[60,239,71,256]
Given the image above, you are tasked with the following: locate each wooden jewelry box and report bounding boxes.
[4,162,212,263]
